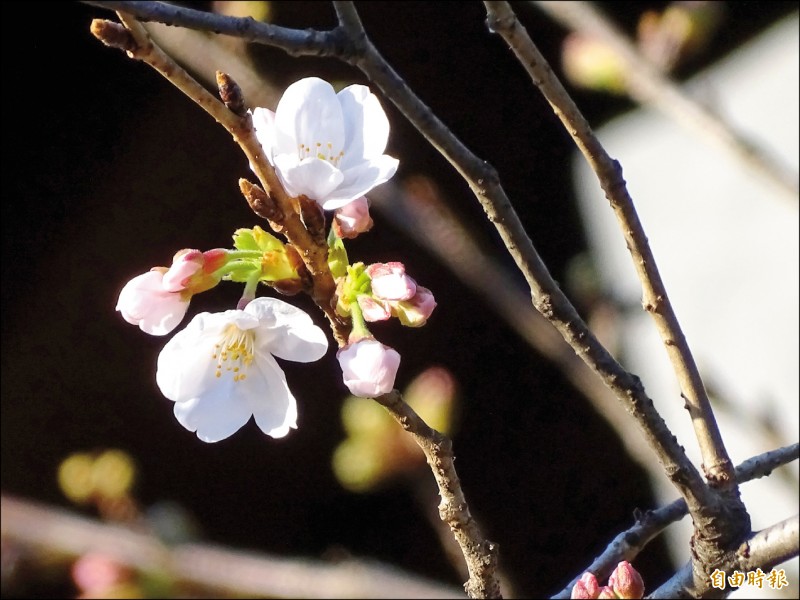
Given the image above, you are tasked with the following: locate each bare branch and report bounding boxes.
[533,0,800,202]
[649,515,799,598]
[375,390,502,599]
[552,443,800,598]
[483,0,736,492]
[84,0,339,56]
[0,494,462,599]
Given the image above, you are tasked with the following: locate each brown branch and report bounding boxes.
[533,0,799,202]
[0,494,462,599]
[374,390,502,599]
[552,443,799,598]
[649,515,799,598]
[482,4,755,588]
[90,13,349,345]
[483,0,735,491]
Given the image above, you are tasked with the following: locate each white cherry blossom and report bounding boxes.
[251,77,398,210]
[156,297,329,442]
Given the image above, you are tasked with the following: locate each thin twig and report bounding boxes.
[0,494,462,599]
[483,1,736,491]
[552,443,800,598]
[533,0,800,203]
[375,390,502,599]
[83,0,716,532]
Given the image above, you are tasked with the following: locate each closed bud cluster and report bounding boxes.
[571,562,644,599]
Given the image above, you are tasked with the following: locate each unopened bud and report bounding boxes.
[609,561,645,599]
[597,586,617,599]
[571,573,600,599]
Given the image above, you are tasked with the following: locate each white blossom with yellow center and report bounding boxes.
[156,297,329,442]
[251,77,399,210]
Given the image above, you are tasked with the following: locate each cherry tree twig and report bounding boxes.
[481,4,758,591]
[375,390,501,599]
[0,494,462,599]
[483,0,736,491]
[552,443,799,598]
[83,0,718,551]
[533,0,800,203]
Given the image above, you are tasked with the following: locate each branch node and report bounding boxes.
[216,71,247,116]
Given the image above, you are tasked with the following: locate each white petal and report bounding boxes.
[251,107,278,165]
[246,352,299,438]
[276,156,345,202]
[156,311,250,402]
[321,156,399,210]
[338,85,390,165]
[172,388,253,443]
[246,297,329,362]
[274,78,345,158]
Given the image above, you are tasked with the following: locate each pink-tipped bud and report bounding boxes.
[334,196,374,239]
[609,561,645,599]
[162,249,204,292]
[366,262,417,301]
[337,338,401,397]
[571,573,600,599]
[597,586,618,599]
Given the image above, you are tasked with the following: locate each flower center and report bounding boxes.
[212,324,255,382]
[298,141,345,166]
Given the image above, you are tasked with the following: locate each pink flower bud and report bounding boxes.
[162,248,227,294]
[393,285,437,327]
[71,552,129,593]
[571,573,600,599]
[162,249,204,292]
[116,270,190,336]
[597,586,618,599]
[333,196,374,239]
[357,295,392,322]
[609,561,645,599]
[337,338,401,397]
[366,262,417,301]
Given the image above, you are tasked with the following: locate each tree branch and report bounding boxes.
[483,0,735,492]
[375,390,502,599]
[0,494,462,599]
[552,443,799,598]
[649,515,799,598]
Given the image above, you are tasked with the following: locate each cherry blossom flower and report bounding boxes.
[156,297,329,442]
[337,338,401,397]
[116,269,190,336]
[117,249,227,336]
[251,77,399,210]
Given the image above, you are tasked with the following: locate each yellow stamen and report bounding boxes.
[212,324,255,382]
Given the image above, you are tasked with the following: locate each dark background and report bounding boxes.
[2,1,796,597]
